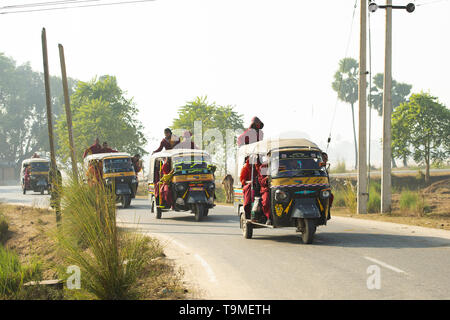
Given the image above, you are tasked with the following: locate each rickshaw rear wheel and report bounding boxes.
[154,198,162,219]
[150,196,155,213]
[23,187,26,195]
[241,213,253,239]
[301,218,316,244]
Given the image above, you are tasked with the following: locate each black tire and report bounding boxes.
[150,196,155,213]
[154,198,162,219]
[40,187,44,195]
[23,187,26,195]
[121,195,131,209]
[301,218,316,244]
[194,204,206,222]
[203,208,209,217]
[241,213,253,239]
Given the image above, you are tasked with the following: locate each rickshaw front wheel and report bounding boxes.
[194,204,206,222]
[241,213,253,239]
[301,218,316,244]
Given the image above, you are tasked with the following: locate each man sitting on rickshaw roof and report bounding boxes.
[175,130,199,150]
[237,116,264,147]
[83,138,103,158]
[152,128,180,154]
[32,153,40,158]
[100,141,118,153]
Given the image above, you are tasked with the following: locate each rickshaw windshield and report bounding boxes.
[270,150,327,178]
[30,162,50,172]
[103,158,134,174]
[172,154,212,174]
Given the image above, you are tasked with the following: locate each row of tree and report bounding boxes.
[0,52,147,176]
[331,57,449,182]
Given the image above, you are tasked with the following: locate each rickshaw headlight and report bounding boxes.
[176,184,186,192]
[275,189,289,202]
[207,182,215,190]
[106,178,113,185]
[320,190,331,199]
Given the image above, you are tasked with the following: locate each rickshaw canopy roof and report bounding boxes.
[22,158,51,165]
[150,149,211,160]
[84,152,131,165]
[238,138,321,157]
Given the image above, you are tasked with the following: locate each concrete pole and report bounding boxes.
[58,44,78,181]
[357,0,368,214]
[42,28,61,224]
[381,0,392,213]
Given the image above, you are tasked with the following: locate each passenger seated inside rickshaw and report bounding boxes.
[157,157,174,209]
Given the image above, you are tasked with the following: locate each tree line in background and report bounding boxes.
[332,57,450,180]
[0,52,147,176]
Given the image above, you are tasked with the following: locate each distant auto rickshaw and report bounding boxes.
[148,149,216,221]
[233,138,331,244]
[83,152,138,208]
[20,158,51,195]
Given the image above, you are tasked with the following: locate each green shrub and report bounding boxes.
[399,190,430,215]
[0,245,41,297]
[367,184,381,213]
[0,212,8,244]
[56,178,153,300]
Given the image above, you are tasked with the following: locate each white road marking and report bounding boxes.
[194,253,218,283]
[364,256,406,274]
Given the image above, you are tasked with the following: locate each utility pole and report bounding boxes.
[368,1,415,214]
[381,0,393,213]
[357,0,368,214]
[58,44,78,181]
[42,28,61,224]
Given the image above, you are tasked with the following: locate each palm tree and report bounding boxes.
[332,57,359,169]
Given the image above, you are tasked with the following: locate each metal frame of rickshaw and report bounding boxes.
[237,138,332,244]
[147,149,216,221]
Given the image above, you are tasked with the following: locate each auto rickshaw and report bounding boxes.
[233,138,331,244]
[83,152,138,208]
[148,149,216,221]
[20,158,51,195]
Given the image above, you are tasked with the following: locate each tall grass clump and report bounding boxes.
[342,180,357,213]
[399,190,430,216]
[56,177,152,300]
[0,246,41,298]
[367,181,381,213]
[0,210,8,244]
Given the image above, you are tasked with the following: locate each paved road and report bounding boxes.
[2,185,449,299]
[0,185,50,208]
[117,198,450,300]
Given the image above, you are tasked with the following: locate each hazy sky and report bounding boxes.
[1,0,449,167]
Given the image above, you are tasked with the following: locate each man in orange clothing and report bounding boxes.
[83,138,103,158]
[157,157,174,209]
[257,161,272,225]
[237,116,264,147]
[152,128,180,154]
[240,158,260,218]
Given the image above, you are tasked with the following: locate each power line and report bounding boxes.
[1,0,99,10]
[0,0,155,14]
[326,0,358,152]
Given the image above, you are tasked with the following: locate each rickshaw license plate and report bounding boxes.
[190,187,204,191]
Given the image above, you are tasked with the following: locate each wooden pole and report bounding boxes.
[58,43,78,181]
[42,28,61,224]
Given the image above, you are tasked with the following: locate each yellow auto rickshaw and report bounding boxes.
[148,149,216,221]
[83,152,138,208]
[20,158,51,195]
[234,138,331,244]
